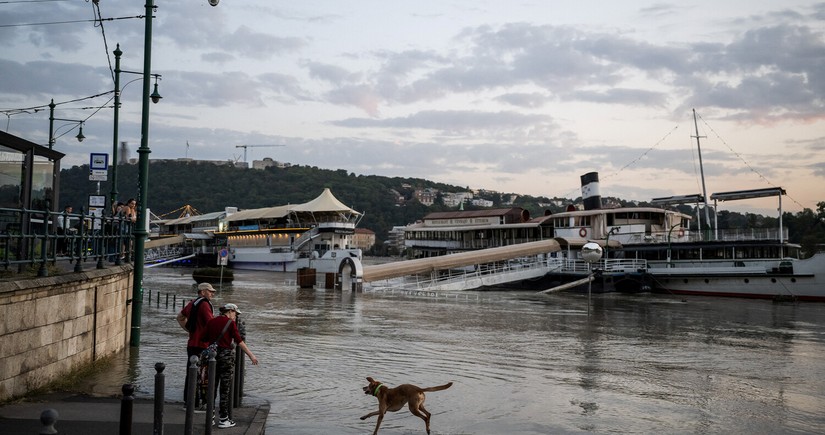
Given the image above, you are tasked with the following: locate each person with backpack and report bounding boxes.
[204,303,259,429]
[177,282,216,408]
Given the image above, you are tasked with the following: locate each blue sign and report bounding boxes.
[90,153,109,170]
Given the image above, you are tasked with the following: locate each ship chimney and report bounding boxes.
[580,172,602,210]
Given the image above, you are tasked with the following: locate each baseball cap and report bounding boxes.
[197,282,215,293]
[220,303,241,314]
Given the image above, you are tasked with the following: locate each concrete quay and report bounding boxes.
[0,391,269,435]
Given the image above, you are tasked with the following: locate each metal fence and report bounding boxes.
[0,205,134,276]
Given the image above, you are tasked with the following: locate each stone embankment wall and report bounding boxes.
[0,265,134,402]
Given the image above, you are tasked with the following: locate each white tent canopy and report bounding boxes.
[291,188,361,214]
[225,189,361,223]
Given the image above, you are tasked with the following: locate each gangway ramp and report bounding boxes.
[145,234,185,249]
[361,239,590,292]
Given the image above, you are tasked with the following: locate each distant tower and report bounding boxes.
[580,172,603,210]
[119,142,129,164]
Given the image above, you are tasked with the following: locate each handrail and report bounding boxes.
[0,205,134,276]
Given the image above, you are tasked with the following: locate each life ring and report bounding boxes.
[677,229,685,238]
[579,227,587,238]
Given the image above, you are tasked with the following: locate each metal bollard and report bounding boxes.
[153,362,166,435]
[232,348,244,408]
[184,355,198,435]
[165,293,169,308]
[156,291,160,307]
[205,349,217,435]
[39,408,58,435]
[119,384,135,435]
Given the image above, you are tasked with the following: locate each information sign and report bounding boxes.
[218,248,229,266]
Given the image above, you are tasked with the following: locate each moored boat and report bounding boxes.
[214,188,364,273]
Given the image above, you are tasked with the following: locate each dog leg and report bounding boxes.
[360,410,380,420]
[372,412,385,435]
[408,404,431,434]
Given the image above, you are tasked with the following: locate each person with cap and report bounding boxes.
[204,303,259,429]
[177,282,216,408]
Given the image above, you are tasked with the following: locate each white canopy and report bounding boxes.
[225,189,360,223]
[225,205,291,222]
[291,188,361,215]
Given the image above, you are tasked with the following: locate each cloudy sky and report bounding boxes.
[2,0,824,215]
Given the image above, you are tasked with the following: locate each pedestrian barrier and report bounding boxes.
[0,205,134,276]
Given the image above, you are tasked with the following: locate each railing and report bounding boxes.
[546,257,648,274]
[624,227,789,244]
[0,205,134,275]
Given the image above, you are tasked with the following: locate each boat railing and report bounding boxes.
[625,227,789,244]
[548,257,647,273]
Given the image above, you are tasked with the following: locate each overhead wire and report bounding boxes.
[2,1,143,140]
[0,0,70,3]
[0,15,142,28]
[600,125,679,183]
[91,0,116,84]
[695,112,805,210]
[555,125,680,200]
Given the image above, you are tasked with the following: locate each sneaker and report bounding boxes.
[193,405,206,414]
[217,418,236,429]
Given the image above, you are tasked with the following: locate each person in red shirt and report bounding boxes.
[204,303,259,429]
[176,282,216,407]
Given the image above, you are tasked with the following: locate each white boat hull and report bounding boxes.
[648,253,825,301]
[229,247,362,274]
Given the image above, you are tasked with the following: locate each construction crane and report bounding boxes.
[235,144,286,164]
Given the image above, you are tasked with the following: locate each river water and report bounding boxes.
[91,267,825,434]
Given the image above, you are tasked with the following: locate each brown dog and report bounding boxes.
[360,376,452,435]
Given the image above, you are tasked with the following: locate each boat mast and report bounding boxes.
[692,108,712,237]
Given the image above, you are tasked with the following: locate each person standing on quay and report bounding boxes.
[204,303,259,429]
[177,282,216,407]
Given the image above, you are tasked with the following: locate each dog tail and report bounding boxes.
[422,382,453,392]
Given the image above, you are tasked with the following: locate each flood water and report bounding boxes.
[91,267,825,434]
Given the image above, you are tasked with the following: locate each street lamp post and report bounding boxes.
[48,99,86,149]
[667,223,681,268]
[110,44,162,210]
[604,227,620,270]
[581,242,603,316]
[130,0,156,347]
[110,45,122,208]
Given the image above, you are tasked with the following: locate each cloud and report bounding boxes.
[331,110,553,133]
[494,92,550,108]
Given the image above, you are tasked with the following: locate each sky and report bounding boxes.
[2,0,824,216]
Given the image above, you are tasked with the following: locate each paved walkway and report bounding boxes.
[0,392,269,435]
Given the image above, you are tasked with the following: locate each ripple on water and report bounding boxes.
[86,268,825,435]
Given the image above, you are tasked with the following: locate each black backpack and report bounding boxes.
[185,297,213,332]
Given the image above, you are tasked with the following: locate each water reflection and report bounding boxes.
[83,268,825,434]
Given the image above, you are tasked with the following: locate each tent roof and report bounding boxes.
[225,189,360,222]
[291,188,361,214]
[225,205,291,222]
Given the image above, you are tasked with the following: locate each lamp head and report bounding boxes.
[208,0,219,6]
[150,82,162,104]
[75,125,85,142]
[581,242,603,264]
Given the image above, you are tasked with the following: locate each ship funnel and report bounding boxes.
[580,172,602,210]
